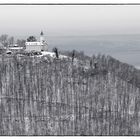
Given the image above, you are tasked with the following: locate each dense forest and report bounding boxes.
[0,52,140,135]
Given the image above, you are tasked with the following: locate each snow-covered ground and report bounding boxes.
[40,51,55,57]
[39,51,68,59]
[135,66,140,70]
[9,47,23,50]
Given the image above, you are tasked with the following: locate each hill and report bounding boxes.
[0,53,140,135]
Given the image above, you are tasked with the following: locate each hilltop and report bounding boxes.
[0,52,140,135]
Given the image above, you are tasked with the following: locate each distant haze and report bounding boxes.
[0,5,140,36]
[1,5,140,68]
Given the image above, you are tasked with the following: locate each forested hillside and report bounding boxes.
[0,53,140,135]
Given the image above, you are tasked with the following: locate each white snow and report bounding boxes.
[38,51,68,59]
[40,51,56,57]
[135,66,140,70]
[9,47,23,50]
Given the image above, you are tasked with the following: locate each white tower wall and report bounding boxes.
[40,31,44,43]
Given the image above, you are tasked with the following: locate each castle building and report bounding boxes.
[25,31,48,52]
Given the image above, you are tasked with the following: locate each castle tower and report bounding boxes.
[40,30,48,51]
[40,30,44,43]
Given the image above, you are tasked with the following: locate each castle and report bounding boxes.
[25,31,48,52]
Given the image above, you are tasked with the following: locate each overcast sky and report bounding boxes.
[0,5,140,37]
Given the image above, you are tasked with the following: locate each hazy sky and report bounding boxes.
[0,5,140,36]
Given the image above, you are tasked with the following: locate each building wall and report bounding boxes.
[42,45,48,51]
[26,45,42,51]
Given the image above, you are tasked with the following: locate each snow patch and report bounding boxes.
[39,51,68,59]
[135,66,140,70]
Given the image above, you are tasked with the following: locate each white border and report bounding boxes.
[0,0,140,139]
[0,0,139,4]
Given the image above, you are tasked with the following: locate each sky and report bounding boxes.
[0,5,140,37]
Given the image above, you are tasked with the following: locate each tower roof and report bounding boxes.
[40,31,44,36]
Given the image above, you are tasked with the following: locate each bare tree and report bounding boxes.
[72,50,75,62]
[94,61,98,69]
[0,34,8,47]
[8,36,14,46]
[53,47,59,58]
[17,39,26,48]
[90,59,93,68]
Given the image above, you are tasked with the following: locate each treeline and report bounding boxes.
[0,53,140,135]
[0,34,25,48]
[90,54,140,88]
[62,50,140,88]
